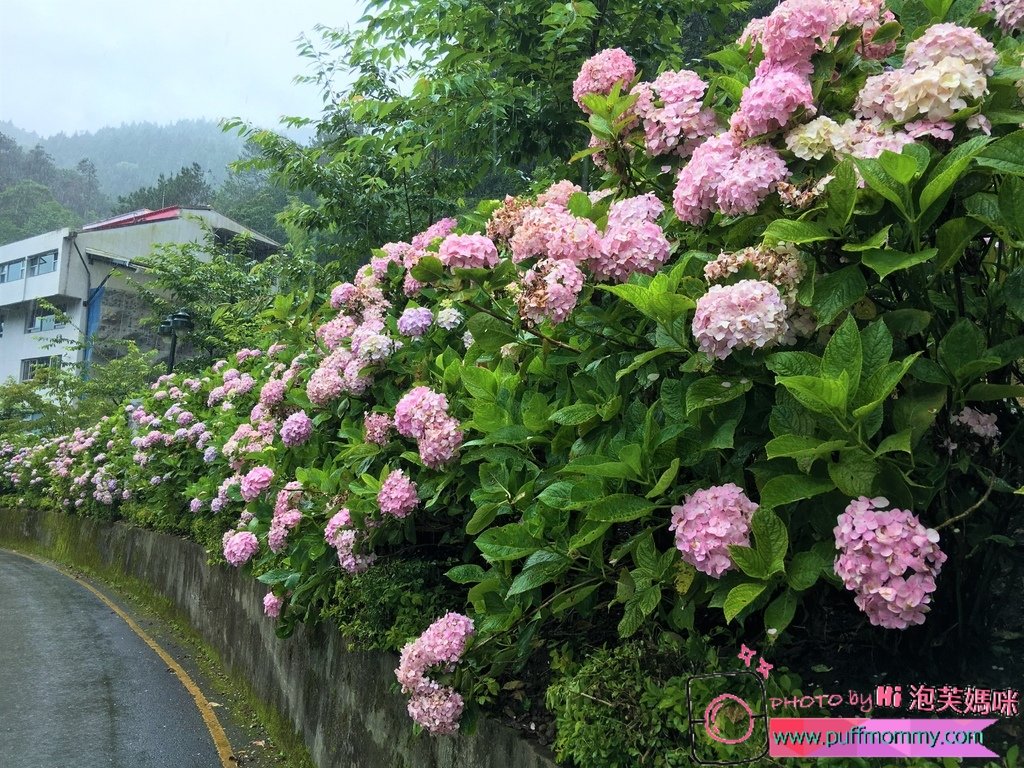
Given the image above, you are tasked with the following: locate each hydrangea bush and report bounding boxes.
[2,0,1023,750]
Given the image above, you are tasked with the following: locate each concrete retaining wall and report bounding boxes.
[0,508,556,768]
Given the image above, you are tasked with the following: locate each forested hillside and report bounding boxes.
[0,119,245,199]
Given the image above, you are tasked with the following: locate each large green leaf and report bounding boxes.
[811,266,868,325]
[475,524,544,562]
[825,160,857,232]
[723,582,767,622]
[685,376,752,415]
[777,374,849,415]
[588,494,656,523]
[752,508,788,575]
[822,315,863,395]
[759,474,836,510]
[975,129,1024,175]
[860,248,937,280]
[762,219,835,245]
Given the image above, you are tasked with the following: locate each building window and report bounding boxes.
[0,311,4,337]
[26,301,66,332]
[0,259,25,283]
[20,356,59,382]
[27,250,58,277]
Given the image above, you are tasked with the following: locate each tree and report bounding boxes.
[228,0,763,267]
[114,162,214,213]
[213,142,291,244]
[0,180,80,244]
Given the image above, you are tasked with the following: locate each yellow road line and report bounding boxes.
[5,549,235,768]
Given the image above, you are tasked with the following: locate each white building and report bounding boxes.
[0,206,279,383]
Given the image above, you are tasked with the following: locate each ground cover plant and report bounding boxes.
[3,0,1023,764]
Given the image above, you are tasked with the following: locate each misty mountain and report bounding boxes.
[0,119,245,200]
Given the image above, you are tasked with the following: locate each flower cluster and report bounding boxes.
[280,410,313,447]
[669,484,758,578]
[632,70,717,157]
[395,612,474,734]
[572,48,636,111]
[692,280,791,359]
[834,497,947,629]
[378,469,419,518]
[364,412,392,445]
[222,530,259,566]
[438,233,499,270]
[324,506,374,574]
[240,465,274,502]
[591,194,671,283]
[516,257,586,325]
[952,407,1000,440]
[394,387,463,468]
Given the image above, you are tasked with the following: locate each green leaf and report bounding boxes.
[842,225,892,252]
[549,403,597,425]
[446,564,488,584]
[753,508,788,575]
[466,312,517,352]
[465,503,502,535]
[759,475,835,510]
[822,315,863,395]
[787,551,825,591]
[777,374,849,415]
[685,376,752,415]
[852,354,919,418]
[461,364,497,400]
[646,458,680,499]
[762,219,835,245]
[860,248,937,281]
[507,553,570,596]
[860,320,893,374]
[766,351,821,377]
[766,435,847,461]
[825,160,857,232]
[828,450,878,496]
[975,129,1024,176]
[568,521,610,550]
[812,266,868,325]
[882,309,932,337]
[724,582,767,623]
[938,319,985,378]
[876,430,912,455]
[566,191,592,218]
[475,524,543,562]
[588,494,656,523]
[728,546,770,579]
[855,156,912,219]
[764,590,798,634]
[538,482,576,510]
[410,255,444,282]
[618,585,661,637]
[965,383,1024,401]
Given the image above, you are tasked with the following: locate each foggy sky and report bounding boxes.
[0,0,365,137]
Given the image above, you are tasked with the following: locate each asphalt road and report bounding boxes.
[0,549,223,767]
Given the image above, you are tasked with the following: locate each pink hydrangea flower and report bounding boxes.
[280,410,313,447]
[418,415,464,469]
[378,469,419,518]
[223,531,259,566]
[438,233,499,269]
[509,205,601,264]
[397,307,434,338]
[632,70,717,157]
[980,0,1024,33]
[572,48,636,111]
[669,484,757,578]
[592,195,670,282]
[729,64,815,139]
[952,407,1000,440]
[760,0,844,67]
[263,592,283,618]
[834,497,946,629]
[407,684,466,735]
[516,258,585,325]
[364,412,392,445]
[396,612,474,693]
[324,507,375,574]
[903,23,997,75]
[536,180,584,209]
[240,466,274,502]
[411,218,458,250]
[692,280,790,359]
[394,387,450,439]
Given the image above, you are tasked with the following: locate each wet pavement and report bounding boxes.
[0,549,223,767]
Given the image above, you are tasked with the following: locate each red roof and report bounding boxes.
[81,206,187,232]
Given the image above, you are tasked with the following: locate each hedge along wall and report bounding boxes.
[0,508,555,768]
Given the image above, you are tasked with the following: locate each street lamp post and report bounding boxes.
[157,309,194,375]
